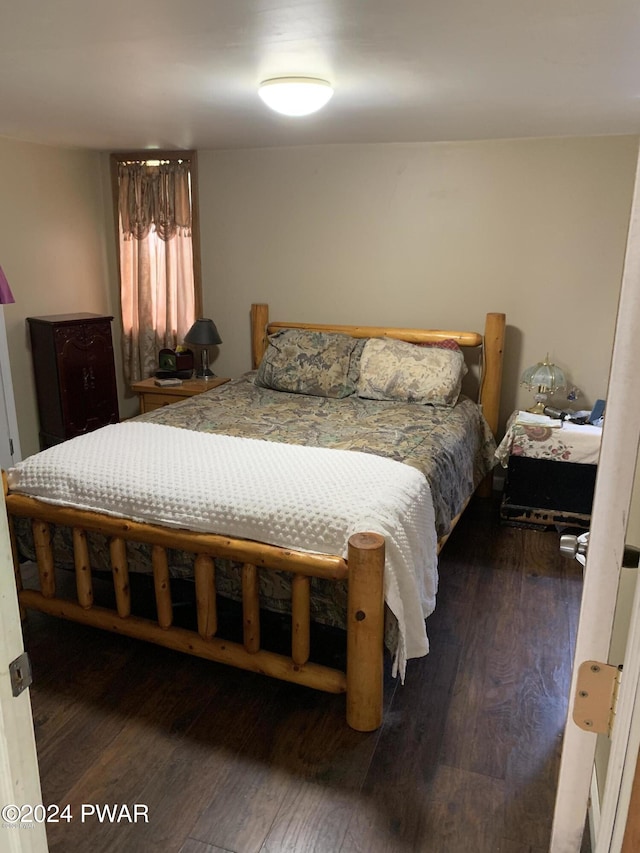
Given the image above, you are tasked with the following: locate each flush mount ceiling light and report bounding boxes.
[258,77,334,116]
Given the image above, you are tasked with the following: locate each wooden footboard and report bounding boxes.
[4,477,385,732]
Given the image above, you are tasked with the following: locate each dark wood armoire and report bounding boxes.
[27,313,119,449]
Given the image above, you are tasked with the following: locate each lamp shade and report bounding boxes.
[258,77,334,116]
[520,354,566,414]
[520,356,566,393]
[184,318,222,379]
[184,318,222,347]
[0,265,15,304]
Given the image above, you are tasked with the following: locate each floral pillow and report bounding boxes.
[356,337,467,405]
[255,329,365,398]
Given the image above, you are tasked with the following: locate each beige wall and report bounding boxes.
[0,137,116,457]
[1,134,638,456]
[198,136,638,431]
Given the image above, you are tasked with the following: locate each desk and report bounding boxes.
[496,411,602,529]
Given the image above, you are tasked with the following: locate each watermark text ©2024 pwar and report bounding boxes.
[1,803,149,826]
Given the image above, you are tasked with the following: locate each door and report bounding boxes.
[550,145,640,851]
[55,324,91,439]
[55,319,119,439]
[83,320,119,429]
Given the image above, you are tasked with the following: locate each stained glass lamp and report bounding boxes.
[520,355,566,414]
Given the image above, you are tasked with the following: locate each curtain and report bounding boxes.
[118,160,196,383]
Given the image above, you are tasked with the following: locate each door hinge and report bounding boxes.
[9,651,32,697]
[9,437,13,456]
[573,660,622,737]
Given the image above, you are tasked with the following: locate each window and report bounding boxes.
[110,151,203,383]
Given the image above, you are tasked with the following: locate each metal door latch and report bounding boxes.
[9,651,32,697]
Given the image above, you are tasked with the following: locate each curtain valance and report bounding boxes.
[118,160,192,241]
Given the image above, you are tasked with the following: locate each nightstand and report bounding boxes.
[131,376,230,414]
[495,411,602,529]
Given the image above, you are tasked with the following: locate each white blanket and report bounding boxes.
[8,422,437,677]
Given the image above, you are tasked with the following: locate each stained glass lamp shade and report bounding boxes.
[520,355,566,414]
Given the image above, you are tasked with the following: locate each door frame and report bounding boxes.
[0,307,22,466]
[0,488,48,852]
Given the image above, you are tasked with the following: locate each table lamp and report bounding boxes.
[184,318,222,379]
[520,354,566,414]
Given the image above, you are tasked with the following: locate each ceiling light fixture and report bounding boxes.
[258,77,334,116]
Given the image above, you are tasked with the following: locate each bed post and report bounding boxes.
[477,312,505,498]
[346,532,385,732]
[251,303,269,369]
[480,312,506,439]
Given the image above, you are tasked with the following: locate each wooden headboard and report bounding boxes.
[250,304,505,439]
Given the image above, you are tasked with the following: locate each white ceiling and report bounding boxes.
[2,0,640,152]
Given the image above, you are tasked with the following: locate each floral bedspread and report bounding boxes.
[14,373,496,653]
[495,411,602,467]
[136,372,497,537]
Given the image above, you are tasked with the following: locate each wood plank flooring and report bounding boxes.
[23,497,588,852]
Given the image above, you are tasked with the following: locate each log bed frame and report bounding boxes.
[4,303,505,732]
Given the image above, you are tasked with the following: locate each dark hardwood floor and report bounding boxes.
[24,496,587,852]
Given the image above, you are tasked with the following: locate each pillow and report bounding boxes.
[356,337,467,405]
[255,329,365,398]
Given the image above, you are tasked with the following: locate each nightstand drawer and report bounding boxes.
[142,393,182,411]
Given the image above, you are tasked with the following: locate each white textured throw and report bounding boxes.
[8,422,437,677]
